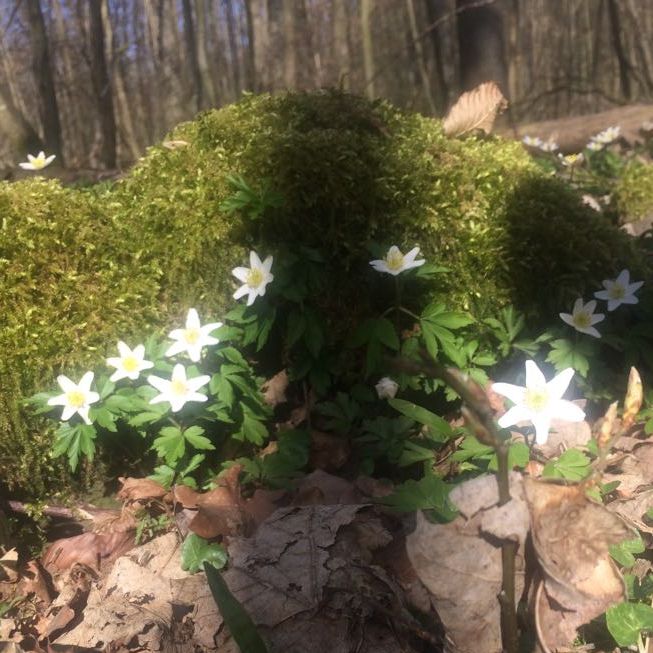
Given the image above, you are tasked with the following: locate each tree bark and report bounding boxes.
[455,0,508,96]
[224,0,242,96]
[181,0,203,112]
[332,0,349,89]
[283,0,296,88]
[88,0,117,168]
[195,0,217,106]
[606,0,631,99]
[360,0,375,99]
[24,0,64,163]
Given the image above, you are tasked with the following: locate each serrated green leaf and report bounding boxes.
[542,449,591,481]
[152,427,186,464]
[383,474,457,519]
[91,407,117,432]
[606,602,653,646]
[184,426,215,451]
[236,411,268,445]
[181,533,228,574]
[610,536,645,568]
[388,398,454,442]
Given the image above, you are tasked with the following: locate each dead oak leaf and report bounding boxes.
[443,81,508,137]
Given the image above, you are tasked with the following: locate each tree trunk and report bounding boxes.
[181,0,203,112]
[423,0,449,113]
[24,0,64,163]
[88,0,117,168]
[332,0,349,89]
[360,0,375,99]
[282,0,296,88]
[606,0,631,99]
[243,0,258,91]
[224,0,242,96]
[195,0,217,106]
[455,0,508,96]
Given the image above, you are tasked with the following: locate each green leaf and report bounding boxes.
[488,442,530,471]
[383,474,457,520]
[388,398,454,442]
[184,425,215,451]
[610,536,645,568]
[181,533,228,574]
[546,338,591,378]
[286,309,306,348]
[152,426,186,465]
[235,411,268,445]
[398,441,436,466]
[52,423,97,471]
[605,602,653,646]
[542,449,591,481]
[204,562,269,653]
[91,407,118,432]
[128,410,166,427]
[303,309,325,358]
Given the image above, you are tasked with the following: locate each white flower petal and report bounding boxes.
[250,251,263,268]
[232,267,250,283]
[589,313,605,325]
[262,255,273,272]
[491,382,526,405]
[628,280,644,294]
[60,405,77,422]
[572,298,584,313]
[148,375,170,392]
[47,394,67,407]
[165,341,187,358]
[559,313,574,327]
[78,371,94,392]
[233,285,249,300]
[546,367,575,401]
[498,404,532,429]
[186,308,201,330]
[577,325,602,338]
[78,407,92,425]
[186,391,208,404]
[57,375,77,392]
[616,269,630,286]
[551,399,585,422]
[594,289,610,301]
[532,415,552,444]
[525,360,546,388]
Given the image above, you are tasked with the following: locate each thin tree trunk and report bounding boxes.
[332,0,349,89]
[195,0,217,106]
[243,0,258,91]
[182,0,203,112]
[282,0,296,88]
[360,0,375,99]
[24,0,64,163]
[606,0,630,99]
[88,0,116,168]
[406,0,436,113]
[224,0,242,96]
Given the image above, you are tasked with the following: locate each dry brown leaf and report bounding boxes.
[309,430,350,470]
[262,369,289,406]
[407,474,527,653]
[172,484,201,509]
[189,465,249,538]
[117,477,167,503]
[161,139,189,149]
[0,549,18,583]
[294,470,361,506]
[623,366,643,429]
[442,81,508,137]
[42,531,135,573]
[523,478,630,651]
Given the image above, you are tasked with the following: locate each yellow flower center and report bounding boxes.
[66,390,86,408]
[525,387,549,412]
[171,379,188,396]
[33,159,45,169]
[608,284,625,300]
[386,250,405,271]
[573,311,591,328]
[122,356,140,372]
[184,328,200,344]
[247,268,264,288]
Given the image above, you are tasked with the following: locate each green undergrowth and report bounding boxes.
[2,90,649,495]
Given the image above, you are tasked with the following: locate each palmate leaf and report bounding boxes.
[606,602,653,647]
[52,423,97,471]
[542,448,591,481]
[184,425,215,451]
[383,473,457,520]
[181,533,228,573]
[152,425,185,465]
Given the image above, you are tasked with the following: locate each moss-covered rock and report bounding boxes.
[614,160,653,222]
[1,90,647,494]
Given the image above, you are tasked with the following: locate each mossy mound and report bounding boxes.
[614,160,653,222]
[1,90,647,494]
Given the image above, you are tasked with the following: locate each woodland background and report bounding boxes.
[1,0,653,170]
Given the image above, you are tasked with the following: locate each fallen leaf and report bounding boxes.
[524,478,630,651]
[294,470,361,505]
[443,81,508,137]
[162,139,189,149]
[262,369,289,406]
[0,549,19,583]
[309,430,350,470]
[42,531,135,573]
[407,474,527,653]
[172,484,201,509]
[117,477,167,503]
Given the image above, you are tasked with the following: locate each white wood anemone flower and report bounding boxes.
[369,246,425,276]
[592,125,621,145]
[19,151,56,171]
[47,372,100,425]
[232,251,274,306]
[148,364,211,413]
[375,377,399,400]
[491,360,585,445]
[559,298,605,338]
[106,341,154,382]
[165,308,222,362]
[593,269,644,312]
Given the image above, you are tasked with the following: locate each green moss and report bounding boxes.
[1,90,648,494]
[614,160,653,222]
